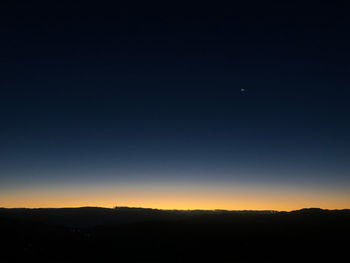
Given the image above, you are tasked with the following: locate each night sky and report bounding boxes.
[1,1,349,210]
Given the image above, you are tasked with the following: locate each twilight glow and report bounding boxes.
[1,1,350,211]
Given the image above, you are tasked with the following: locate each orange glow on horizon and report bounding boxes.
[1,182,349,211]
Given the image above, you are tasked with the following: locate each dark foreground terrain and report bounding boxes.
[0,207,349,263]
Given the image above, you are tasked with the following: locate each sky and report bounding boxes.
[1,1,350,210]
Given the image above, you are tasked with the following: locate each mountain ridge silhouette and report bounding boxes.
[1,206,349,262]
[1,206,349,227]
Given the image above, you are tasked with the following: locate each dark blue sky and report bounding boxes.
[1,1,349,209]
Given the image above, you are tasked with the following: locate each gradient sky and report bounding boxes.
[1,1,350,210]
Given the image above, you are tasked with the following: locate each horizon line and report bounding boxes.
[1,205,349,212]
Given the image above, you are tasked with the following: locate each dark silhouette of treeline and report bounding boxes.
[0,206,349,262]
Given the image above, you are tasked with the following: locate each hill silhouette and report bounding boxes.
[0,206,277,227]
[1,206,349,262]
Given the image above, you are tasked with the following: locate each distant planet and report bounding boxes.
[241,88,245,92]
